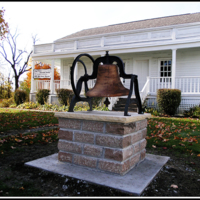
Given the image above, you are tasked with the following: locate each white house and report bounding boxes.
[30,12,200,113]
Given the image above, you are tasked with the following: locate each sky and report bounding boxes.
[1,1,200,83]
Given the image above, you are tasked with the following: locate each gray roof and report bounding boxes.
[56,12,200,41]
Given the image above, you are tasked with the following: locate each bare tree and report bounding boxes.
[32,33,40,45]
[0,29,38,90]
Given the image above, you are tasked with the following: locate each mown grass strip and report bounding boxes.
[0,108,58,132]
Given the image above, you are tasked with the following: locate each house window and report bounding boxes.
[160,60,171,82]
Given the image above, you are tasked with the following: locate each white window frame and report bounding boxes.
[158,58,172,82]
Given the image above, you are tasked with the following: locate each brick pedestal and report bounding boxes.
[55,111,151,175]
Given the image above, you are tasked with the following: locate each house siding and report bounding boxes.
[176,48,200,77]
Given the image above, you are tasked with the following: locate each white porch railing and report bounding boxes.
[60,79,71,89]
[35,80,50,92]
[140,77,150,103]
[32,76,200,107]
[54,80,60,93]
[175,76,200,94]
[149,77,172,94]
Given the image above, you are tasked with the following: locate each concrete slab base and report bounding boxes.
[25,153,169,196]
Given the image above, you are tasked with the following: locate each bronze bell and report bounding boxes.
[86,64,130,97]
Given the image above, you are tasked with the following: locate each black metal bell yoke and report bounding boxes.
[68,51,143,116]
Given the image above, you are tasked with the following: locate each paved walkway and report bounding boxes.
[2,107,58,113]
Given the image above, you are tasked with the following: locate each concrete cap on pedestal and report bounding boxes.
[55,111,151,124]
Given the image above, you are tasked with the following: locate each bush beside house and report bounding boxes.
[36,89,50,105]
[157,89,181,116]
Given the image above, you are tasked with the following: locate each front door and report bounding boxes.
[135,60,149,91]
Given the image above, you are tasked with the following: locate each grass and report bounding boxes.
[0,129,59,156]
[147,117,200,156]
[0,108,200,157]
[0,108,58,132]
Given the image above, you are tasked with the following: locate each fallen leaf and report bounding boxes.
[197,154,200,157]
[162,139,169,142]
[19,186,25,190]
[163,147,167,149]
[171,184,178,189]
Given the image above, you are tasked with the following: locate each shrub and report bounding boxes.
[84,89,104,108]
[17,101,39,109]
[145,107,160,116]
[9,104,17,108]
[183,105,200,118]
[91,96,104,108]
[157,89,181,115]
[36,89,50,105]
[56,88,74,106]
[14,89,27,105]
[0,98,14,107]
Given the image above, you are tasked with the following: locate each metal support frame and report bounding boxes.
[68,51,143,116]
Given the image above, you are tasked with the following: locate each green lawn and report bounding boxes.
[0,108,58,132]
[0,108,200,157]
[147,117,200,156]
[0,129,59,155]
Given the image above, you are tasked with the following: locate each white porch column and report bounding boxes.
[60,65,63,89]
[50,59,55,94]
[172,49,177,89]
[30,60,35,93]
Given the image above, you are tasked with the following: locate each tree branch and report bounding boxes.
[0,43,13,66]
[19,50,32,76]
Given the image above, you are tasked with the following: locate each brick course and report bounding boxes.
[58,130,73,141]
[74,131,94,144]
[129,153,140,167]
[59,118,81,129]
[140,139,147,151]
[96,134,131,148]
[140,149,146,161]
[104,146,133,162]
[98,159,122,174]
[135,119,147,131]
[83,144,103,157]
[105,122,136,135]
[58,151,73,163]
[133,141,140,154]
[58,140,82,154]
[74,155,97,168]
[82,120,104,133]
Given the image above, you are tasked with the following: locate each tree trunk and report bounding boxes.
[15,76,19,91]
